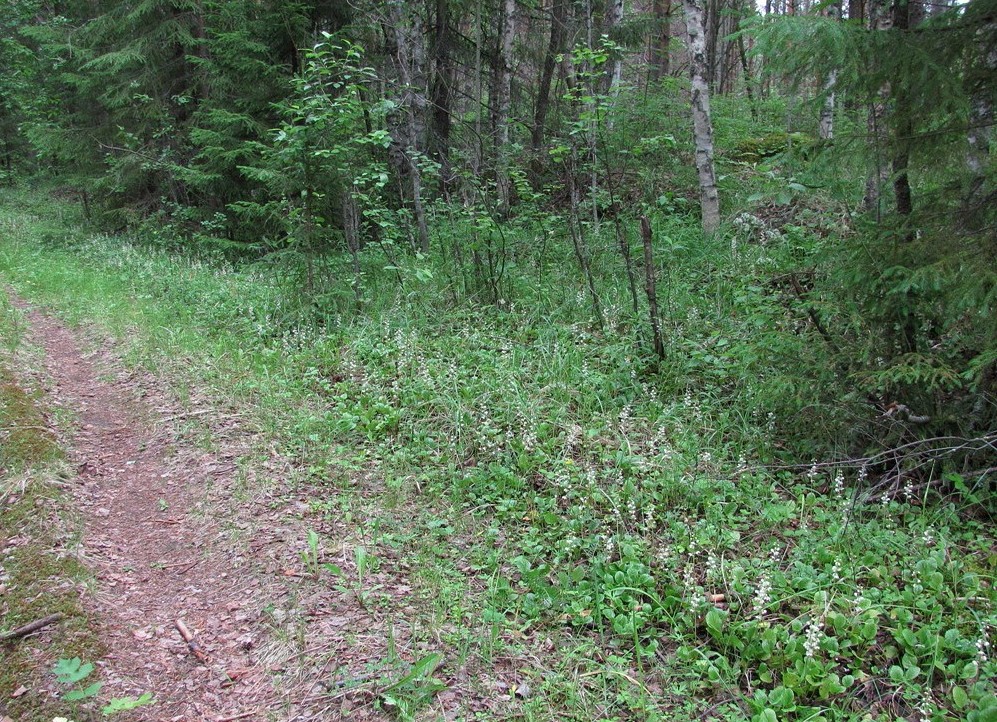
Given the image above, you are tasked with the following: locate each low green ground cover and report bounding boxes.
[0,293,105,722]
[1,187,994,721]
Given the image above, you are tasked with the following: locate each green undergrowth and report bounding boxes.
[0,295,105,722]
[0,188,994,721]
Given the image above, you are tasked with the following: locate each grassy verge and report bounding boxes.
[0,293,105,722]
[1,187,995,721]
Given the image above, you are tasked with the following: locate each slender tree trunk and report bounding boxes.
[818,2,841,140]
[965,18,995,208]
[566,150,603,326]
[342,188,363,307]
[863,0,892,216]
[386,2,431,253]
[495,0,516,216]
[683,0,721,233]
[532,0,569,157]
[650,0,672,81]
[737,33,757,120]
[604,0,625,95]
[891,0,923,220]
[640,216,665,360]
[428,0,456,194]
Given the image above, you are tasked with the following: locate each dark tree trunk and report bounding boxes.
[428,0,456,193]
[532,0,569,155]
[650,0,672,81]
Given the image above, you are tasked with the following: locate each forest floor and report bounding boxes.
[1,290,480,721]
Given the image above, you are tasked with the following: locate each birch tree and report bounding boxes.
[495,0,517,215]
[683,0,721,233]
[818,1,841,140]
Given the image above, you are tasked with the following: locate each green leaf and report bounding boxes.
[102,692,155,715]
[953,686,970,709]
[705,608,726,640]
[769,686,795,707]
[64,681,102,701]
[53,658,94,685]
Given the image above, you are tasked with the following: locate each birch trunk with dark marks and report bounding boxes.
[495,0,516,216]
[818,3,841,140]
[683,0,721,234]
[965,18,996,208]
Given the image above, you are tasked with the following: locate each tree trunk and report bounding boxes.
[640,216,665,360]
[891,0,923,219]
[495,0,516,216]
[818,3,841,140]
[862,0,892,216]
[604,0,625,95]
[650,0,672,81]
[532,0,569,155]
[964,16,995,208]
[683,0,721,233]
[428,0,456,194]
[386,2,430,253]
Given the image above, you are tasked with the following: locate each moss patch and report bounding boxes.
[1,309,104,721]
[0,378,62,471]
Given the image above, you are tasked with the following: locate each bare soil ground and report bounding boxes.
[4,293,481,721]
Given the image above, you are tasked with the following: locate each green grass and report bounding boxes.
[0,295,105,722]
[1,186,994,721]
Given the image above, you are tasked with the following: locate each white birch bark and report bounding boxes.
[496,0,516,215]
[818,2,841,141]
[682,0,720,234]
[966,23,996,197]
[606,0,624,95]
[818,70,837,140]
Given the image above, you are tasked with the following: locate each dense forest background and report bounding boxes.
[1,1,996,719]
[2,0,993,459]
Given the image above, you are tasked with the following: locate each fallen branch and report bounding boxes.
[0,613,64,641]
[174,618,209,663]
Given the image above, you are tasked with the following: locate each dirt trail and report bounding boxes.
[10,294,284,721]
[7,291,485,722]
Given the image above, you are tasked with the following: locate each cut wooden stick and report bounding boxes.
[0,613,64,641]
[174,618,209,662]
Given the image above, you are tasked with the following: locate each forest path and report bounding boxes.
[8,291,305,721]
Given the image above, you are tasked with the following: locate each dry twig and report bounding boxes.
[174,618,209,662]
[0,613,64,641]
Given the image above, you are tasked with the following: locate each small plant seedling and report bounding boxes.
[102,692,156,715]
[157,498,168,512]
[53,657,102,701]
[301,528,321,576]
[54,657,156,716]
[378,652,447,722]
